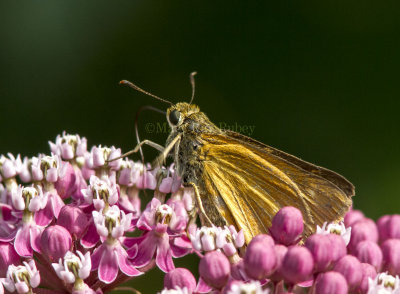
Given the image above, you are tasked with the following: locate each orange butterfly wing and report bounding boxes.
[198,131,354,244]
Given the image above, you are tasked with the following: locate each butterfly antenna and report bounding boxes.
[189,71,197,104]
[120,80,173,106]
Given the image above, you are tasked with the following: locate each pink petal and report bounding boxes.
[118,168,132,186]
[156,234,175,272]
[170,237,192,258]
[159,177,173,194]
[92,148,105,167]
[145,173,157,190]
[123,235,145,251]
[1,204,16,222]
[196,277,213,293]
[115,246,142,277]
[71,168,87,201]
[30,271,41,288]
[15,226,33,257]
[50,192,65,218]
[61,144,74,160]
[81,221,99,248]
[34,204,53,226]
[0,227,17,242]
[15,282,29,294]
[91,245,106,270]
[29,226,42,253]
[171,176,182,193]
[132,233,157,268]
[126,244,139,260]
[297,279,314,287]
[98,247,119,284]
[32,167,43,181]
[46,167,58,183]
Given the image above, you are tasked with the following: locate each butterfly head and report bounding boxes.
[167,102,200,128]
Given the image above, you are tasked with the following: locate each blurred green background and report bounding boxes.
[1,1,399,292]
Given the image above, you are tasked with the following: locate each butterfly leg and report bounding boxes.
[152,134,182,168]
[187,181,214,227]
[107,140,165,162]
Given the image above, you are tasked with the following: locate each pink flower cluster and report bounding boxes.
[0,132,399,294]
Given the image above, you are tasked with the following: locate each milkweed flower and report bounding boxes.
[49,132,87,161]
[3,131,400,293]
[125,198,189,272]
[368,272,400,294]
[85,145,122,171]
[82,175,119,211]
[2,185,45,257]
[1,260,40,294]
[316,221,352,246]
[190,226,219,252]
[224,280,270,294]
[11,185,47,212]
[91,205,141,283]
[158,286,190,294]
[52,251,91,287]
[0,153,22,182]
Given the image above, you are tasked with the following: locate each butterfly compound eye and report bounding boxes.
[169,110,181,125]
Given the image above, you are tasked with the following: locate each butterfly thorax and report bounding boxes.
[165,103,222,185]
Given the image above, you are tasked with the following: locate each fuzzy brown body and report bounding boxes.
[164,102,354,243]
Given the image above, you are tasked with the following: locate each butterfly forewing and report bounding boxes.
[198,132,353,244]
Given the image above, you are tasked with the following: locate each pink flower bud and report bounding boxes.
[315,271,348,294]
[0,243,20,276]
[269,206,304,246]
[57,205,88,238]
[358,263,377,294]
[41,225,72,262]
[344,209,365,227]
[348,218,378,253]
[305,234,332,272]
[281,246,314,284]
[244,237,277,280]
[327,234,347,263]
[377,215,391,241]
[269,244,288,282]
[251,234,275,247]
[381,239,400,275]
[377,215,400,242]
[199,251,230,289]
[55,162,77,199]
[355,240,382,271]
[164,268,196,292]
[333,255,362,290]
